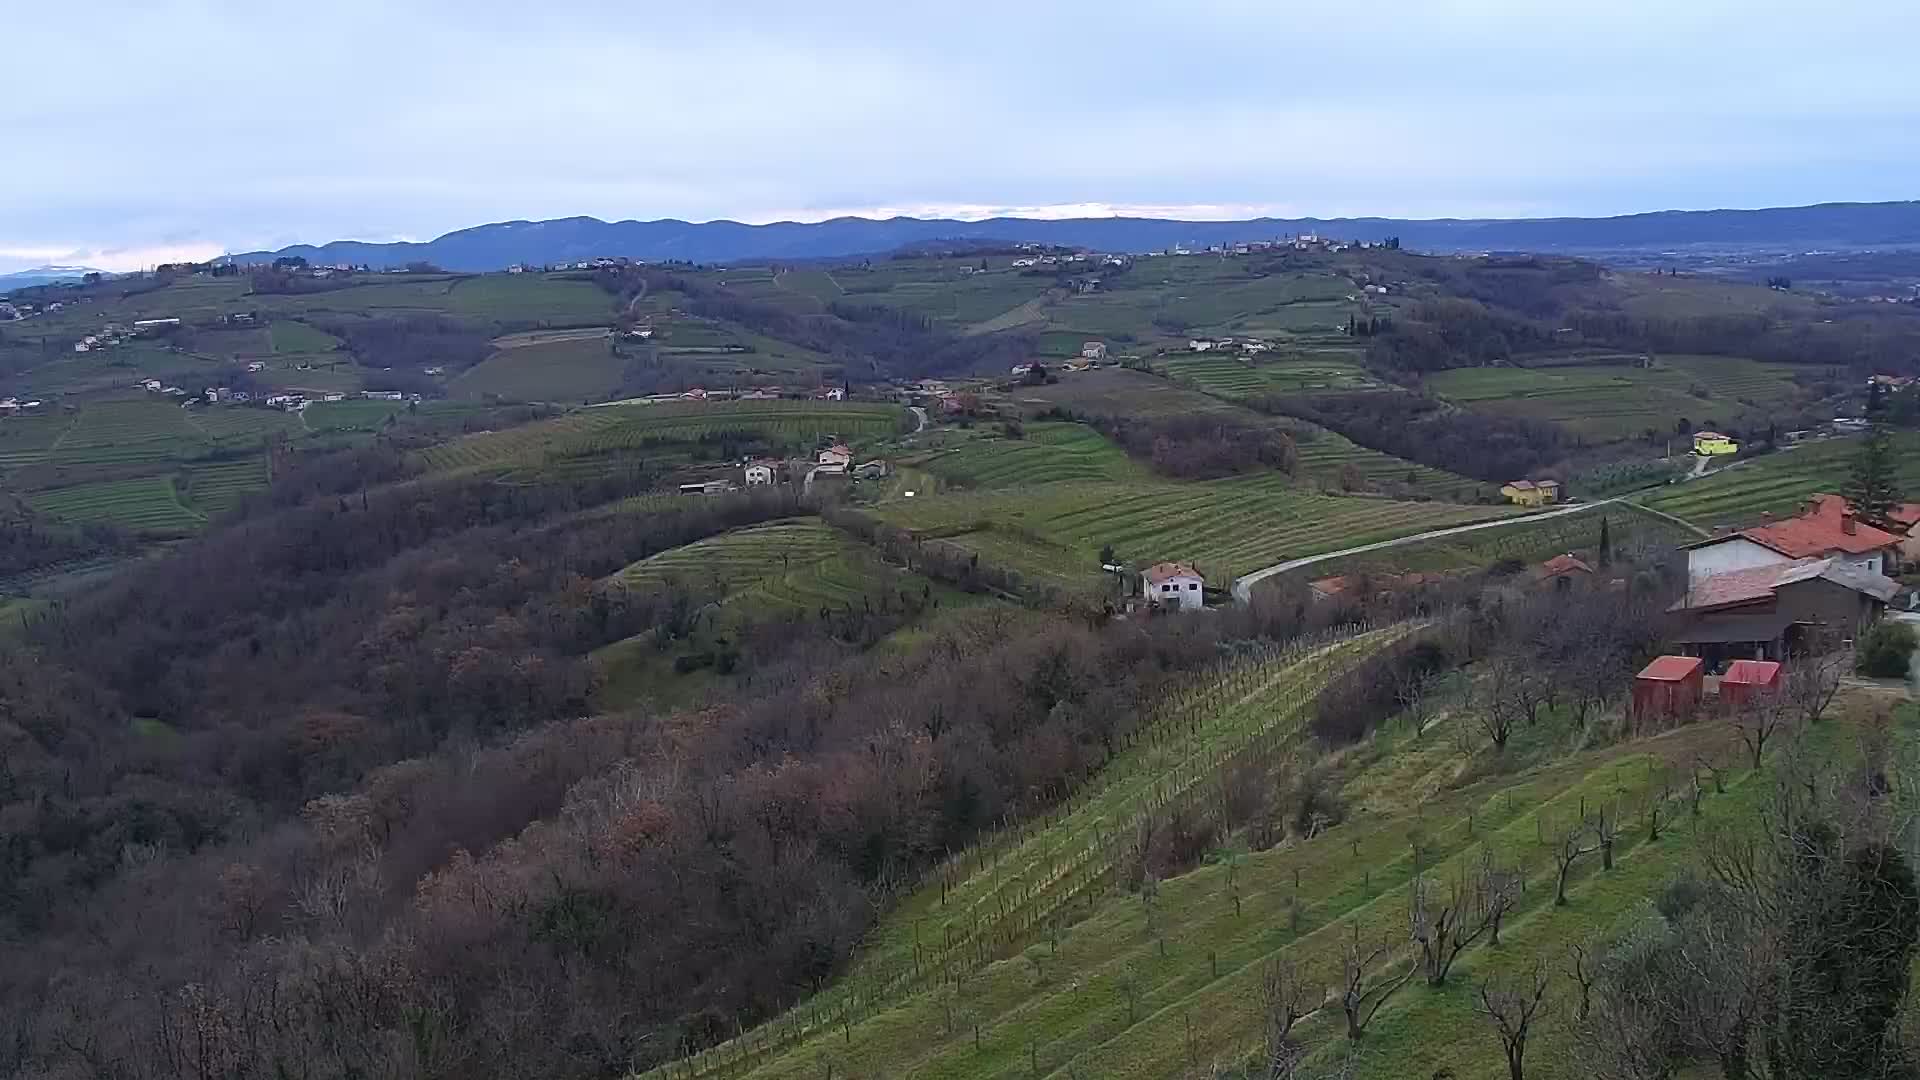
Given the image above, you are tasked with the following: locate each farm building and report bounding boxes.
[1081,341,1107,361]
[1632,655,1704,721]
[677,480,736,496]
[1684,494,1903,584]
[1717,659,1782,707]
[1670,556,1897,665]
[1499,479,1559,507]
[1692,431,1738,455]
[1144,562,1205,611]
[1533,553,1593,590]
[817,443,853,467]
[743,461,776,486]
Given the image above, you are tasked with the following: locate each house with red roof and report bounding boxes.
[1533,553,1593,590]
[1144,561,1205,611]
[1684,493,1903,585]
[1670,555,1898,667]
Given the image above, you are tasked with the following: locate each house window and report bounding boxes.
[1161,584,1171,592]
[1188,583,1199,590]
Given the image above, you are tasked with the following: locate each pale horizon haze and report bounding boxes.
[4,0,1917,272]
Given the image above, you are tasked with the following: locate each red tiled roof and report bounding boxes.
[1505,480,1536,490]
[1675,562,1787,610]
[1721,659,1781,686]
[1537,554,1593,577]
[1742,493,1901,557]
[1309,575,1351,595]
[1888,503,1920,529]
[1638,656,1703,682]
[1145,561,1201,584]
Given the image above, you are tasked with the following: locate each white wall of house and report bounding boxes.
[744,465,773,486]
[1688,537,1791,584]
[1144,573,1204,611]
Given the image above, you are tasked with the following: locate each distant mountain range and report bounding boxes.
[0,265,102,289]
[223,201,1920,272]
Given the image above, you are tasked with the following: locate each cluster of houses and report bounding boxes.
[1186,337,1275,355]
[675,441,889,498]
[1669,493,1917,667]
[624,385,846,407]
[72,317,182,354]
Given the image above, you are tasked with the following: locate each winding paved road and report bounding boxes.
[1230,499,1626,603]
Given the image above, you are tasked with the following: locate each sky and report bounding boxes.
[3,0,1917,273]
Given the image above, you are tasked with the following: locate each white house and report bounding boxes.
[1684,495,1905,585]
[1143,561,1205,611]
[744,462,775,486]
[1081,341,1107,361]
[818,443,853,467]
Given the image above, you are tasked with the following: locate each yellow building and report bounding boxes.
[1692,431,1738,456]
[1499,479,1560,507]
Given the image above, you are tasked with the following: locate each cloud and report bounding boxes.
[3,0,1916,260]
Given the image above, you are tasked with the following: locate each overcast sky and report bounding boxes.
[4,0,1916,272]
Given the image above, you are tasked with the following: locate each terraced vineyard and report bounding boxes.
[420,401,909,473]
[47,399,206,466]
[1159,352,1380,397]
[451,337,626,402]
[648,624,1415,1080]
[659,700,1772,1080]
[28,475,204,532]
[1640,430,1920,527]
[182,457,269,515]
[899,423,1146,489]
[614,519,846,593]
[1426,355,1806,441]
[0,414,75,471]
[1286,424,1472,493]
[186,407,304,443]
[880,475,1513,588]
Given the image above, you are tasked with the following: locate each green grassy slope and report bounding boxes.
[1639,431,1920,528]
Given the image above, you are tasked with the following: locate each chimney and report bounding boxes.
[1842,512,1857,536]
[1759,511,1772,524]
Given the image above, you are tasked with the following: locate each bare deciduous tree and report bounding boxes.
[1477,962,1552,1080]
[1260,957,1318,1077]
[1340,927,1417,1038]
[1785,651,1844,726]
[1731,685,1794,769]
[1551,817,1601,906]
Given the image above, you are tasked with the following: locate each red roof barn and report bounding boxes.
[1717,659,1782,707]
[1632,655,1704,722]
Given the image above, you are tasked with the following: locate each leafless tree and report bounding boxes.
[1594,803,1620,872]
[1339,926,1417,1039]
[1260,957,1318,1077]
[1562,940,1596,1022]
[1551,817,1601,906]
[1393,663,1437,740]
[1481,852,1524,945]
[1785,651,1845,726]
[1410,851,1520,984]
[1477,962,1552,1080]
[1731,687,1795,770]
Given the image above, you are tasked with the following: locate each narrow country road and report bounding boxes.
[1231,499,1622,603]
[910,406,928,433]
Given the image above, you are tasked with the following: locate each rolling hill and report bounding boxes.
[221,201,1920,271]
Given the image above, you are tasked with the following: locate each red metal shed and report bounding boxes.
[1633,655,1704,721]
[1718,659,1783,707]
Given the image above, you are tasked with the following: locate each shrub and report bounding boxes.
[1855,621,1917,679]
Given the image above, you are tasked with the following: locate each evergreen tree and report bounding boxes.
[1843,421,1902,526]
[1597,515,1612,568]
